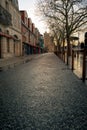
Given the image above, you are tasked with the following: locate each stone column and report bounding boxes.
[17,40,22,56]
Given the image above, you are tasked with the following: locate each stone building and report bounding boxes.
[44,32,54,52]
[0,0,22,59]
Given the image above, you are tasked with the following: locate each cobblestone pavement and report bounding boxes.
[0,53,87,130]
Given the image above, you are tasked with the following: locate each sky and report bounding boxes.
[18,0,47,34]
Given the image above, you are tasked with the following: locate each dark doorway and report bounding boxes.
[0,37,1,58]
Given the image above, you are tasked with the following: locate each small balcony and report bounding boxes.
[0,5,12,26]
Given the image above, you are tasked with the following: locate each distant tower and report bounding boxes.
[44,32,54,52]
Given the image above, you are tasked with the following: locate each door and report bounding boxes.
[0,37,1,58]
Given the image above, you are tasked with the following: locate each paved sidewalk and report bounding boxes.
[0,55,36,70]
[0,53,87,129]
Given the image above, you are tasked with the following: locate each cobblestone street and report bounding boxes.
[0,53,87,130]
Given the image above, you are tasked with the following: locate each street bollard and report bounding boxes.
[85,32,87,48]
[63,51,65,63]
[82,49,86,82]
[72,49,74,71]
[82,32,87,82]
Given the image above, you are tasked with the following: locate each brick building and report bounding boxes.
[0,0,22,59]
[20,10,43,55]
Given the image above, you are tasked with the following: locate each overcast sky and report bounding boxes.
[18,0,46,34]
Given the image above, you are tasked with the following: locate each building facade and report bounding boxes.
[20,10,44,55]
[0,0,22,59]
[44,32,54,52]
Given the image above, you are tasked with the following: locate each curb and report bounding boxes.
[0,58,32,72]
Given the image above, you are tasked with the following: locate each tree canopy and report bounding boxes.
[36,0,87,64]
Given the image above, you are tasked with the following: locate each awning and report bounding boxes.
[0,32,12,38]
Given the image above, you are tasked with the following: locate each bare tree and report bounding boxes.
[36,0,87,64]
[46,18,65,53]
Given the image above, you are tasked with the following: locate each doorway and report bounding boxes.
[0,37,1,58]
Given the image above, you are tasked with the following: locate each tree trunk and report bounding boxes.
[67,36,71,65]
